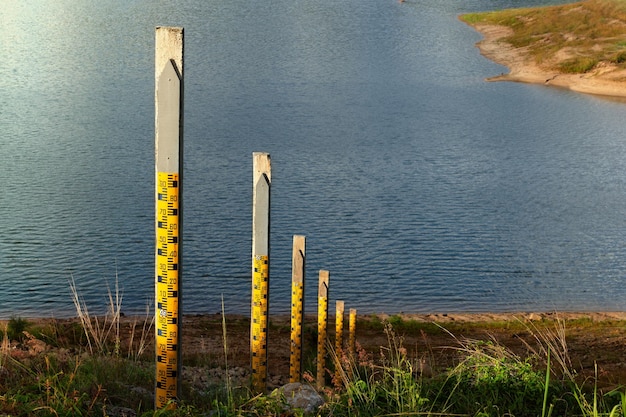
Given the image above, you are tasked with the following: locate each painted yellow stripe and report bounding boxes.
[156,172,180,408]
[349,309,357,358]
[251,255,269,392]
[289,281,304,382]
[316,295,328,389]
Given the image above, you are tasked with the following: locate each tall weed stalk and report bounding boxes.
[519,315,626,417]
[127,302,154,361]
[221,295,234,410]
[0,324,9,368]
[542,347,554,417]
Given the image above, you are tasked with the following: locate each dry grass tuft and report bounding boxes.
[69,274,153,359]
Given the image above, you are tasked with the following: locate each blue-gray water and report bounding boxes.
[2,0,626,319]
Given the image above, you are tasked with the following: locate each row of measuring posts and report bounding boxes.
[251,153,359,393]
[253,256,360,393]
[154,26,359,407]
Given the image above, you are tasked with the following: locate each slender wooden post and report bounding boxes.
[289,235,306,383]
[316,270,329,390]
[334,300,345,382]
[154,26,183,410]
[348,308,357,359]
[251,152,271,393]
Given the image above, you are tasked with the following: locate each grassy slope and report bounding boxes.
[4,314,626,415]
[460,0,626,74]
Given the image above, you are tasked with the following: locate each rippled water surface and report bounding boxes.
[2,0,626,318]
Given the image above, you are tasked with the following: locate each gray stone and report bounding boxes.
[273,382,324,414]
[106,406,137,417]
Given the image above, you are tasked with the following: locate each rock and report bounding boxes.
[106,406,137,417]
[272,382,324,415]
[526,313,542,321]
[415,357,433,378]
[24,335,48,355]
[129,385,152,399]
[268,373,287,389]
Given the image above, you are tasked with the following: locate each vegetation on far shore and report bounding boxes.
[460,0,626,75]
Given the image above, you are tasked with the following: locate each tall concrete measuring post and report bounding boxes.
[251,152,271,392]
[154,26,183,409]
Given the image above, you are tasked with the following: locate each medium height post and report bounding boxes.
[155,26,183,409]
[334,300,345,383]
[251,152,271,393]
[317,270,330,389]
[348,308,357,359]
[289,235,306,383]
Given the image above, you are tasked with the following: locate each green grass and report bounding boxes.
[560,56,601,73]
[429,340,549,416]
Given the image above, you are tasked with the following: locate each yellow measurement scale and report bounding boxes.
[289,279,303,382]
[156,172,180,408]
[251,255,269,391]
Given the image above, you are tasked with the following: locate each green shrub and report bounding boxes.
[613,50,626,63]
[559,57,598,73]
[429,341,548,417]
[327,322,429,417]
[3,316,30,342]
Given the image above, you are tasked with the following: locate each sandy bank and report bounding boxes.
[470,23,626,98]
[386,310,626,323]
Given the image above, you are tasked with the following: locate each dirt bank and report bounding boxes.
[178,311,626,390]
[5,311,626,391]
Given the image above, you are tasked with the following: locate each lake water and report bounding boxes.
[3,0,626,319]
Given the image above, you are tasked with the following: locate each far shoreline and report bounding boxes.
[4,310,626,324]
[466,22,626,99]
